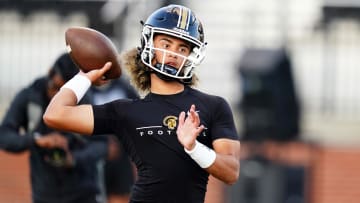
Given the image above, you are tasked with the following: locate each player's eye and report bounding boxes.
[162,43,170,49]
[179,47,190,55]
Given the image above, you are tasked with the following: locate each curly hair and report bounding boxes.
[120,47,199,95]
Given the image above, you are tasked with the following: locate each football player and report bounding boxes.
[44,4,240,203]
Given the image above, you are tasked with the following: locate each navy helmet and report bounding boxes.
[140,4,206,81]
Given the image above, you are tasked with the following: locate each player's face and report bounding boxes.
[152,34,192,70]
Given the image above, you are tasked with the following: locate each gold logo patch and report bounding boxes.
[163,116,178,130]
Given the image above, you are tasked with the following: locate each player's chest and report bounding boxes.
[125,101,210,140]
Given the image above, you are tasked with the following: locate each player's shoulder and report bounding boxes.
[187,87,232,113]
[94,98,139,117]
[187,87,226,103]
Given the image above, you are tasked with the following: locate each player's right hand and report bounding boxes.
[81,62,112,86]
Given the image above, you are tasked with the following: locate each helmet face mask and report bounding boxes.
[140,5,206,81]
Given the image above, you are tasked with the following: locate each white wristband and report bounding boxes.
[184,140,216,168]
[61,74,91,103]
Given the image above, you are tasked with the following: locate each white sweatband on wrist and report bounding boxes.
[61,74,91,103]
[184,140,216,168]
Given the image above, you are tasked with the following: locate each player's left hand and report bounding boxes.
[177,104,204,151]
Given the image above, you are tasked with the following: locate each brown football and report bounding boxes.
[65,26,121,79]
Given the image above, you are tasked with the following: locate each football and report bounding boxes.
[65,26,121,79]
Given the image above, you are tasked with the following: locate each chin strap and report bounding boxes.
[154,63,178,75]
[153,63,192,84]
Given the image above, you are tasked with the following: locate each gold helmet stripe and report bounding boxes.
[176,6,181,28]
[186,9,191,30]
[179,7,190,30]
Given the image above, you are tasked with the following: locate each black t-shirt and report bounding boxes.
[92,86,239,203]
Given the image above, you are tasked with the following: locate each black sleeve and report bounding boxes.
[92,102,118,135]
[210,97,239,141]
[0,89,35,152]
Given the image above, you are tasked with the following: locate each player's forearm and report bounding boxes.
[44,73,95,135]
[206,153,240,185]
[184,139,241,185]
[43,89,77,130]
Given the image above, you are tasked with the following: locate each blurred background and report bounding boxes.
[1,0,360,203]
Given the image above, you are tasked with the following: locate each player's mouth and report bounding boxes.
[166,62,178,68]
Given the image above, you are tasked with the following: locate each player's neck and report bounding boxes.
[150,74,184,95]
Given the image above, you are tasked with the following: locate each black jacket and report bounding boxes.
[0,77,108,203]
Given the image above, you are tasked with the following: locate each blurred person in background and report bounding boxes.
[89,78,138,203]
[0,53,113,203]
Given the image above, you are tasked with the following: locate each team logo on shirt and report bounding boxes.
[163,115,178,130]
[135,113,207,137]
